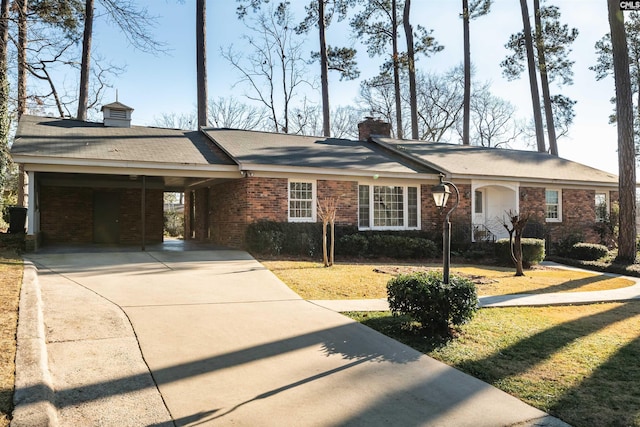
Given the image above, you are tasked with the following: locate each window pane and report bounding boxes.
[359,185,370,227]
[408,187,418,228]
[289,182,313,220]
[475,190,483,214]
[545,190,559,220]
[373,186,404,227]
[595,193,607,222]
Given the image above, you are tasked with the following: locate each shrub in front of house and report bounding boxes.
[568,242,609,261]
[387,271,478,337]
[553,230,584,256]
[246,221,439,259]
[337,234,369,257]
[245,221,286,255]
[495,238,545,267]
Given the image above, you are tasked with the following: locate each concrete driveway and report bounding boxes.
[15,247,567,426]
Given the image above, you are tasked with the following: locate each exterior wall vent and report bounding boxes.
[101,101,134,128]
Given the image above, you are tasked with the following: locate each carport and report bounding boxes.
[10,113,240,250]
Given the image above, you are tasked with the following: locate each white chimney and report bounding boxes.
[101,101,134,128]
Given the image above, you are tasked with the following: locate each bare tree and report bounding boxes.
[318,197,338,267]
[608,0,637,263]
[208,96,268,129]
[502,210,531,277]
[222,3,312,133]
[460,84,524,148]
[415,67,464,141]
[153,112,197,130]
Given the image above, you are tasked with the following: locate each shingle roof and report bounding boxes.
[201,128,434,174]
[12,115,235,166]
[372,138,619,184]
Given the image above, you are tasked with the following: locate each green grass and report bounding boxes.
[346,304,640,427]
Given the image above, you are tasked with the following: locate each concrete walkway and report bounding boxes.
[13,248,581,426]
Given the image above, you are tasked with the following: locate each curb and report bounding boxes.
[11,261,59,427]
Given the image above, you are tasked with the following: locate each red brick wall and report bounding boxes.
[206,178,358,248]
[317,180,358,225]
[118,188,163,245]
[39,186,93,244]
[520,186,603,246]
[38,185,163,245]
[421,183,472,237]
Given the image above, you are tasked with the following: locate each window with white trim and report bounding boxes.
[288,181,316,222]
[595,192,608,222]
[545,189,561,222]
[358,184,420,230]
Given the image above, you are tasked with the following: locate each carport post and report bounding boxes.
[141,175,146,251]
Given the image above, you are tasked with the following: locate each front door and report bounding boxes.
[93,192,120,244]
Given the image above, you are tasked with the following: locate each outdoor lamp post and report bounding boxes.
[431,174,459,284]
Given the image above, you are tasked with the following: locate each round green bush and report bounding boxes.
[387,271,478,337]
[569,242,609,261]
[495,238,545,267]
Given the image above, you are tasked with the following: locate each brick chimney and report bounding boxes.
[358,117,391,141]
[101,101,134,128]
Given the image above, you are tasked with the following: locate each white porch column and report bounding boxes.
[26,171,38,235]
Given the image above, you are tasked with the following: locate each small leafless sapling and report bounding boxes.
[317,197,338,267]
[502,210,531,276]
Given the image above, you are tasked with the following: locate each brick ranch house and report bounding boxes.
[10,102,619,251]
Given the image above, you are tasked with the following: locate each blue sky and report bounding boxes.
[88,0,619,174]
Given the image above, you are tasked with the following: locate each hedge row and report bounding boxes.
[245,221,439,259]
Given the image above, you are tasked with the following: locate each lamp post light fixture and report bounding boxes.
[431,174,459,284]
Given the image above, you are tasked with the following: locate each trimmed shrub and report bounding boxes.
[365,234,439,259]
[569,242,609,261]
[337,234,369,257]
[245,221,439,259]
[495,238,545,267]
[245,221,285,255]
[553,230,584,256]
[387,271,478,337]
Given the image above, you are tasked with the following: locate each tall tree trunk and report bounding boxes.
[519,0,545,152]
[77,0,93,121]
[533,0,558,156]
[319,0,330,137]
[196,0,208,128]
[17,0,28,118]
[0,0,10,179]
[608,0,637,263]
[0,0,8,70]
[403,0,418,140]
[391,0,402,139]
[462,0,471,145]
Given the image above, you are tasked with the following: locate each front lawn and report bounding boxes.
[261,260,634,299]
